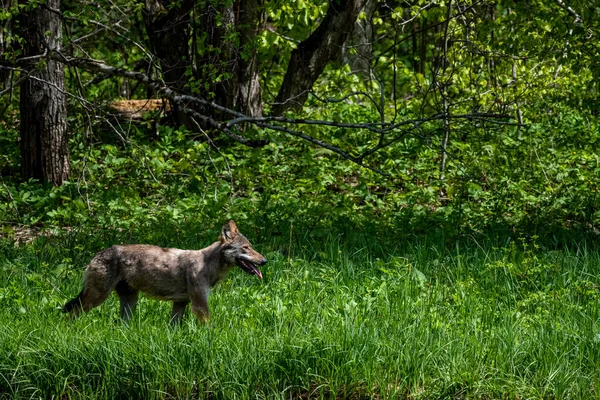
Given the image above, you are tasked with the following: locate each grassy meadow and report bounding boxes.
[1,227,599,399]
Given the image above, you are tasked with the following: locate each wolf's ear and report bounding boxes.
[219,220,239,243]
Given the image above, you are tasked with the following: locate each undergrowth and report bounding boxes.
[1,230,599,399]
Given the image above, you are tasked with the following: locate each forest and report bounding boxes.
[1,0,600,398]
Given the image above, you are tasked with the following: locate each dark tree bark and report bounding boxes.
[233,0,264,117]
[144,0,263,129]
[143,0,194,91]
[342,0,378,80]
[143,0,193,126]
[200,0,264,118]
[19,0,69,186]
[272,0,367,115]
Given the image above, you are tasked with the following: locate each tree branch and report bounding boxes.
[46,53,514,175]
[272,0,368,115]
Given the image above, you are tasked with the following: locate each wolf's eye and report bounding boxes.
[242,245,250,251]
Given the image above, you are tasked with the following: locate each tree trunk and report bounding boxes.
[143,0,193,126]
[200,0,264,118]
[234,0,264,117]
[143,0,193,91]
[144,0,263,128]
[19,0,69,186]
[342,0,378,81]
[272,0,367,115]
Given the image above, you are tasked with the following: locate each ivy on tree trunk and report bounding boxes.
[199,0,264,118]
[19,0,69,186]
[144,0,193,91]
[144,0,264,127]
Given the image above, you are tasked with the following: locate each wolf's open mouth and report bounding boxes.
[236,258,263,279]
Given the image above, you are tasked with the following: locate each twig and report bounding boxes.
[0,173,19,220]
[556,0,582,25]
[45,53,514,176]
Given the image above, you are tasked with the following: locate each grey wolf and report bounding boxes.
[62,220,266,323]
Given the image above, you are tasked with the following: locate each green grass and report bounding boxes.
[1,230,600,399]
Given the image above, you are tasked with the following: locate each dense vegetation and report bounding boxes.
[2,232,600,398]
[1,0,600,398]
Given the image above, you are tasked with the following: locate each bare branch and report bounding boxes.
[251,122,389,176]
[43,53,514,175]
[557,0,582,25]
[227,115,386,134]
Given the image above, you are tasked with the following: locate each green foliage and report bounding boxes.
[2,100,600,236]
[1,234,599,398]
[2,0,599,237]
[2,3,600,397]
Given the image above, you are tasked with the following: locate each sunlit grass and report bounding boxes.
[1,232,599,398]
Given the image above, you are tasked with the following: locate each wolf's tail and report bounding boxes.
[62,290,84,313]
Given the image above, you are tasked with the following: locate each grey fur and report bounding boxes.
[63,220,267,323]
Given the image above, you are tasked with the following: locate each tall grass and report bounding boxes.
[1,229,599,398]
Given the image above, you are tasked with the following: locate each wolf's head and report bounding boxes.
[219,220,267,279]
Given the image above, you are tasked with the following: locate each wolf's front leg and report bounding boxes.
[171,301,189,325]
[190,299,210,323]
[189,288,210,323]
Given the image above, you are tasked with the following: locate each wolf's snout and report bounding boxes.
[258,257,267,266]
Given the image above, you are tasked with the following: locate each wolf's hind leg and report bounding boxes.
[79,285,113,313]
[115,280,139,321]
[62,290,84,316]
[64,283,113,317]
